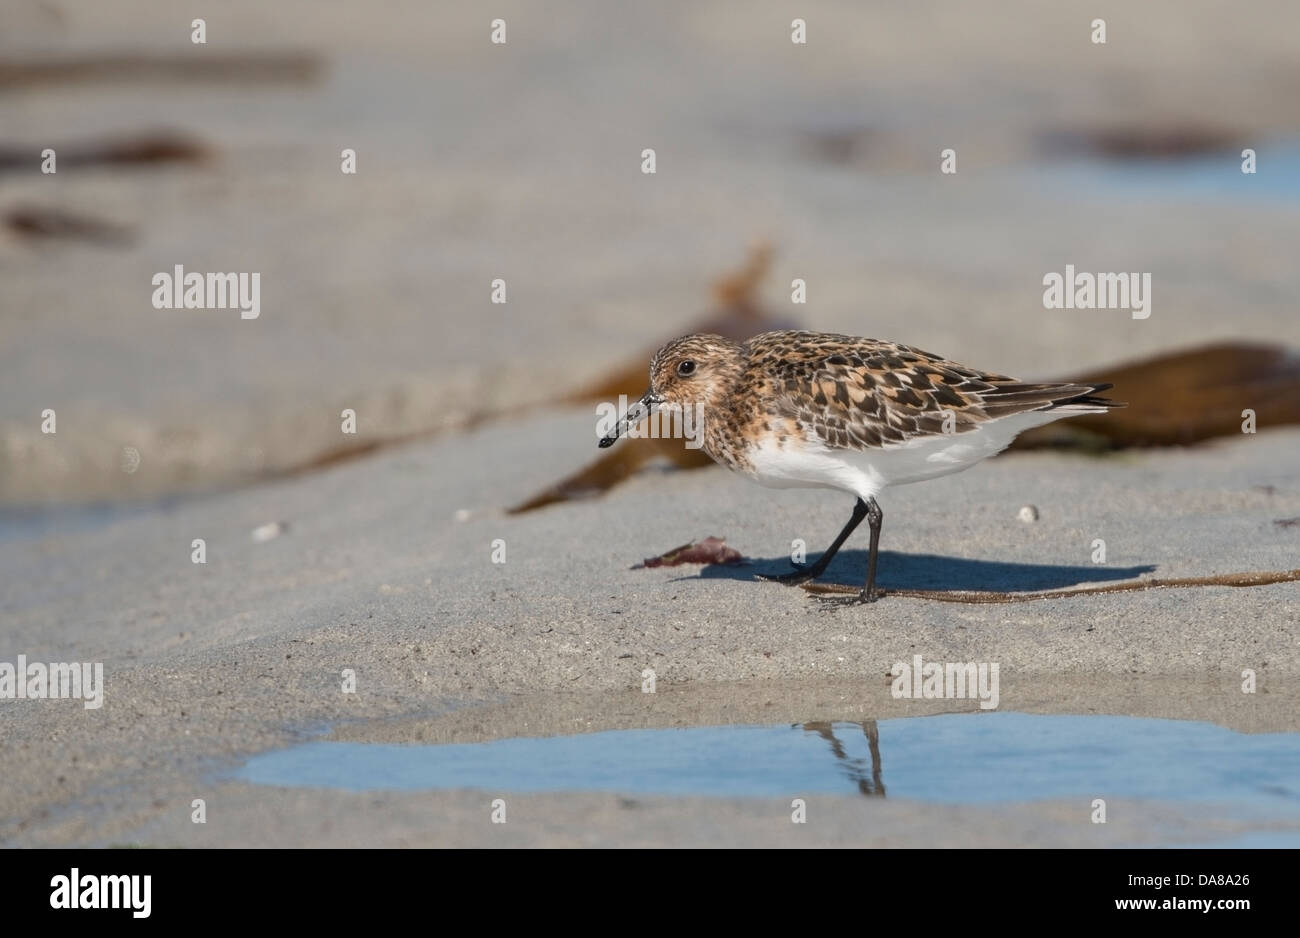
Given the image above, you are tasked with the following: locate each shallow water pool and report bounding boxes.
[238,712,1300,828]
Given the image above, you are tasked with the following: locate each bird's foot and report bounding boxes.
[811,587,882,607]
[756,564,821,586]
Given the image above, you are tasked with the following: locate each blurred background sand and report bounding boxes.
[2,0,1299,848]
[2,0,1298,505]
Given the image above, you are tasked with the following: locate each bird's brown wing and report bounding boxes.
[748,332,1115,451]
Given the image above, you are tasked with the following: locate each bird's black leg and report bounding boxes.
[860,496,883,602]
[757,497,868,586]
[813,496,884,606]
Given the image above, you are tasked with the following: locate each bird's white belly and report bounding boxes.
[744,411,1064,500]
[745,440,875,494]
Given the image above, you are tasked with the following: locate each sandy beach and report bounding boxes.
[3,411,1299,846]
[2,0,1299,847]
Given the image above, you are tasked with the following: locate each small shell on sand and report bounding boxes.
[1018,505,1039,523]
[251,521,288,542]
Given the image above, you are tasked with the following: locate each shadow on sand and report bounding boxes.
[696,549,1155,593]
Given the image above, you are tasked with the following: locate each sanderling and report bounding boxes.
[598,330,1121,604]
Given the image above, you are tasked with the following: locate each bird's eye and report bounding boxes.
[676,360,696,377]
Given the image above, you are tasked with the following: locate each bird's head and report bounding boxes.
[597,334,744,448]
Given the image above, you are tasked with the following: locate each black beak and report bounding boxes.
[598,390,661,448]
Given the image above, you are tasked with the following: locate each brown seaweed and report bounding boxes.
[0,131,211,172]
[802,568,1300,603]
[0,53,322,89]
[1011,342,1300,450]
[509,242,798,513]
[5,205,134,245]
[514,320,1300,510]
[1038,125,1243,161]
[636,537,744,569]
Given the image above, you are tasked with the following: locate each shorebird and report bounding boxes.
[598,331,1120,604]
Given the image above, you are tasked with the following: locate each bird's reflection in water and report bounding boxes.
[799,721,885,797]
